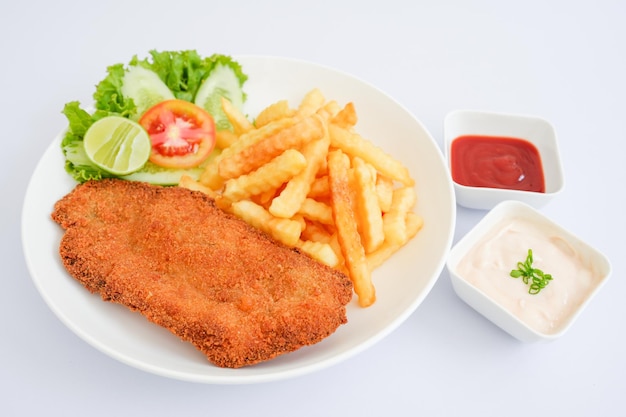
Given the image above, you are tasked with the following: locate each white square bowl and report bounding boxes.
[447,200,611,342]
[444,110,565,210]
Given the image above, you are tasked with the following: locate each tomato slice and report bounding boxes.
[139,99,216,169]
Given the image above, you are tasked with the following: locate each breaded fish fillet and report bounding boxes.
[51,179,352,368]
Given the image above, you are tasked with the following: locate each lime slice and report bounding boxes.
[84,116,151,175]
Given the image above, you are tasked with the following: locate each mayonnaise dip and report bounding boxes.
[456,216,604,335]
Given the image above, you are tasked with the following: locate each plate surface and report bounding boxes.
[21,56,456,384]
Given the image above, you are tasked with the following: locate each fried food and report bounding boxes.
[51,179,353,368]
[186,89,422,307]
[328,150,375,307]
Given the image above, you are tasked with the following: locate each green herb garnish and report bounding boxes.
[510,249,553,295]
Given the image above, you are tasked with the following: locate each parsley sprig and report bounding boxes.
[510,249,553,295]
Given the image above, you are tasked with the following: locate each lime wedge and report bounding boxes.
[84,116,151,175]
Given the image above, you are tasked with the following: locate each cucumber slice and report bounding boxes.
[121,161,204,186]
[194,63,245,131]
[121,150,221,185]
[121,65,175,119]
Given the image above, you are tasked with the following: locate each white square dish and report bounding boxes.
[444,110,565,210]
[447,200,611,342]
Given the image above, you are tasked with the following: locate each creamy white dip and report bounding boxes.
[456,216,603,334]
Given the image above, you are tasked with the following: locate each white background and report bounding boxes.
[2,1,624,416]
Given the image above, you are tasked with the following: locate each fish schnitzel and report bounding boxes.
[51,179,353,368]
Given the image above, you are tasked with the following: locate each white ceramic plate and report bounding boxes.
[21,56,456,384]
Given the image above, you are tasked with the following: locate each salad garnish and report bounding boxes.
[60,50,247,184]
[510,249,553,295]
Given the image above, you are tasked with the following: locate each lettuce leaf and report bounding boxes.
[132,50,208,103]
[92,63,137,117]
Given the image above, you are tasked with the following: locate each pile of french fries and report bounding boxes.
[179,89,423,307]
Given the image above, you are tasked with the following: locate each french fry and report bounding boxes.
[367,212,424,271]
[253,187,281,208]
[301,220,333,243]
[405,212,424,238]
[328,233,346,271]
[179,174,232,211]
[316,100,341,122]
[291,213,307,232]
[215,129,239,149]
[178,174,218,198]
[352,157,385,253]
[297,88,326,117]
[297,198,334,225]
[382,186,417,245]
[331,102,358,129]
[230,200,301,247]
[375,174,394,213]
[198,160,225,191]
[221,97,254,135]
[222,149,307,201]
[328,123,414,186]
[296,240,339,268]
[307,176,330,199]
[218,114,324,180]
[269,131,330,218]
[255,99,296,127]
[327,149,375,307]
[200,117,297,189]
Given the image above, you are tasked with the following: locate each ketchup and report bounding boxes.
[450,135,545,192]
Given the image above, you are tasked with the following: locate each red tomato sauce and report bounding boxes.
[450,135,545,192]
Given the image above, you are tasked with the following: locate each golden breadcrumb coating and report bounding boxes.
[51,179,352,368]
